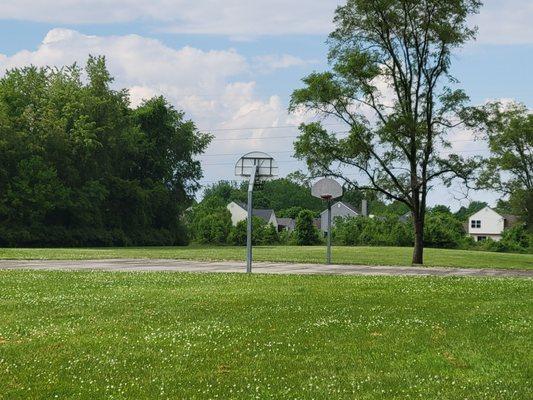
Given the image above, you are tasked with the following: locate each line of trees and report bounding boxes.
[333,206,532,253]
[186,180,532,253]
[0,57,210,247]
[185,180,324,246]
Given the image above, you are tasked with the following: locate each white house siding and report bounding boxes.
[227,202,248,226]
[320,202,359,233]
[468,207,505,242]
[268,214,278,228]
[226,201,279,230]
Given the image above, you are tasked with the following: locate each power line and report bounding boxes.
[207,133,483,143]
[199,144,486,158]
[208,130,350,142]
[198,149,489,166]
[199,150,294,157]
[199,123,345,133]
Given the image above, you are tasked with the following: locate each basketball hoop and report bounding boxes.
[235,151,278,273]
[311,178,343,265]
[312,178,343,200]
[235,151,278,184]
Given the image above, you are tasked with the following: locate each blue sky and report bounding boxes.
[1,0,532,209]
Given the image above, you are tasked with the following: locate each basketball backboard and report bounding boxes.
[312,178,343,200]
[235,151,278,180]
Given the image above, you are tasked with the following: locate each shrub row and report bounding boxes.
[0,226,187,248]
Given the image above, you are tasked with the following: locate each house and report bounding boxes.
[277,218,296,232]
[320,201,361,233]
[467,206,519,242]
[227,201,278,229]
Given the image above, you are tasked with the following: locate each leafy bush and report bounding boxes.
[194,209,232,245]
[295,210,321,245]
[0,225,186,248]
[262,224,280,245]
[278,206,307,219]
[278,229,295,245]
[227,217,267,246]
[424,212,465,248]
[333,215,413,246]
[484,224,532,253]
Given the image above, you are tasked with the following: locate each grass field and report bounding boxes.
[1,245,532,270]
[0,271,531,399]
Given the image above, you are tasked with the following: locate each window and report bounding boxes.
[477,236,487,242]
[471,220,481,229]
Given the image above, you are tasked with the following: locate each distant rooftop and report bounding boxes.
[233,201,275,223]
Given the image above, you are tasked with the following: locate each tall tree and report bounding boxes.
[476,102,532,230]
[289,0,481,264]
[0,57,210,246]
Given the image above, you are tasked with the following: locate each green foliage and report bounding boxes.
[431,205,452,215]
[278,206,307,219]
[278,229,295,245]
[476,102,533,227]
[476,224,533,254]
[295,210,321,245]
[195,209,232,245]
[262,224,280,245]
[424,211,465,249]
[200,181,246,209]
[0,58,210,246]
[253,178,323,212]
[228,217,267,246]
[333,216,413,247]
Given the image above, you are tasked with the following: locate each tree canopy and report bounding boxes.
[0,57,210,246]
[476,101,533,230]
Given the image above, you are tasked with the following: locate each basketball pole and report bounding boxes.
[246,165,258,273]
[327,200,332,265]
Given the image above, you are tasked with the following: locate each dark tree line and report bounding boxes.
[0,57,210,247]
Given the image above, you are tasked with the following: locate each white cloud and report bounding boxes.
[1,1,532,44]
[0,28,309,182]
[0,0,341,37]
[253,54,316,73]
[0,28,248,123]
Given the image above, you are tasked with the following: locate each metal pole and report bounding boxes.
[327,200,332,265]
[246,166,258,273]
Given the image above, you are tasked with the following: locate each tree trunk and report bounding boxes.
[526,189,533,233]
[412,216,424,265]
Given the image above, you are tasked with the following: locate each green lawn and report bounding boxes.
[1,245,532,270]
[0,271,531,399]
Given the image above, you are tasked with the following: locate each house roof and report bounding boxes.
[277,218,295,228]
[253,208,275,222]
[502,214,521,228]
[468,206,520,223]
[232,201,275,223]
[320,201,360,216]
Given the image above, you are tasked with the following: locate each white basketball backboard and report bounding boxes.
[312,178,343,200]
[235,151,278,179]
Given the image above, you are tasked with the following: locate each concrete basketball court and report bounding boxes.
[0,259,531,278]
